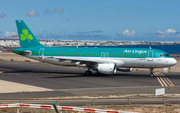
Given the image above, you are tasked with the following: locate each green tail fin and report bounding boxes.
[16,20,43,48]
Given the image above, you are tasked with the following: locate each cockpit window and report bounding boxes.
[163,54,169,57]
[160,54,169,57]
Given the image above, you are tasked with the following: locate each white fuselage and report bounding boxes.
[28,55,177,68]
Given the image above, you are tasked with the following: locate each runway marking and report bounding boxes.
[154,72,174,87]
[0,71,3,73]
[154,73,164,86]
[159,73,175,86]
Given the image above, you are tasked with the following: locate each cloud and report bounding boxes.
[54,8,64,13]
[0,13,7,18]
[156,29,180,38]
[44,9,53,15]
[42,34,47,37]
[9,35,19,39]
[44,8,64,15]
[122,29,136,37]
[92,30,102,33]
[3,31,17,37]
[75,30,103,34]
[27,10,39,16]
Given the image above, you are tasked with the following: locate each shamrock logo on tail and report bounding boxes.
[20,29,33,42]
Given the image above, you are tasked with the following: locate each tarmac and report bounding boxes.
[0,60,180,99]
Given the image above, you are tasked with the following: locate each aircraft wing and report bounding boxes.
[44,56,114,64]
[45,57,124,67]
[53,57,101,63]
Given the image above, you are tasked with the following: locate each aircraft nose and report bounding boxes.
[170,58,177,66]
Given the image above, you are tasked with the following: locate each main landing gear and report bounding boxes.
[85,67,92,76]
[150,68,154,77]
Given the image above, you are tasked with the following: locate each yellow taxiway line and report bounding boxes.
[154,72,174,87]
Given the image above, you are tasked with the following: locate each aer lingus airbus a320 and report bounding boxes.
[13,20,177,76]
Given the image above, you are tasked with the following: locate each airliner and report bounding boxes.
[13,20,177,76]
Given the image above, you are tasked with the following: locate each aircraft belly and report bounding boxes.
[122,58,164,68]
[122,58,143,67]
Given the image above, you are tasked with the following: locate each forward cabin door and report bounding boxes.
[147,50,153,61]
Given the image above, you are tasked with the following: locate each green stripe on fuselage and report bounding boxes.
[13,46,171,58]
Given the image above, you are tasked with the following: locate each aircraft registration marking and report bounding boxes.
[154,72,174,86]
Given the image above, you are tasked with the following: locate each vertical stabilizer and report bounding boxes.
[16,20,43,48]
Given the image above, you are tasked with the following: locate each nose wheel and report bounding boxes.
[150,68,154,77]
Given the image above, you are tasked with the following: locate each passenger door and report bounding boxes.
[147,50,153,61]
[39,48,45,60]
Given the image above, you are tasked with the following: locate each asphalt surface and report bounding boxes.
[0,60,180,99]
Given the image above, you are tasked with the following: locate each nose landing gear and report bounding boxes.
[150,68,154,77]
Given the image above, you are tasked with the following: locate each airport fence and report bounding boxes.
[0,97,180,106]
[0,103,136,113]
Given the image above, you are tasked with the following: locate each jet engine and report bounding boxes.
[97,63,117,74]
[117,67,132,72]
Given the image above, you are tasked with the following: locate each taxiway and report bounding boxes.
[0,60,180,99]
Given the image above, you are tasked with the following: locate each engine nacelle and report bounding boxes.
[117,67,132,72]
[97,63,116,74]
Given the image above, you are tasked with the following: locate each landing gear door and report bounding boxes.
[39,48,45,60]
[147,50,153,61]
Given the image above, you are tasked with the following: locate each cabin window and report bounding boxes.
[160,54,163,57]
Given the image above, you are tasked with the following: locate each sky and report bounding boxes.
[1,0,180,41]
